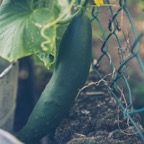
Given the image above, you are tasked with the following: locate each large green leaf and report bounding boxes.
[0,0,57,69]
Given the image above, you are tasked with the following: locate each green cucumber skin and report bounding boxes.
[17,13,92,143]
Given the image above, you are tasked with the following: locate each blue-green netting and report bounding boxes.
[91,0,144,141]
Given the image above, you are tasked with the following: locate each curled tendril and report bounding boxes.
[40,0,77,52]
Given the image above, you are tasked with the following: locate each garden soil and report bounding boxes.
[51,72,144,144]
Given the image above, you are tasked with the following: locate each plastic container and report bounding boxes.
[0,58,18,132]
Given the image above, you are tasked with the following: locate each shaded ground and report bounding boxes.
[52,72,144,144]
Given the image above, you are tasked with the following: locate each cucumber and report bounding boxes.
[17,13,92,143]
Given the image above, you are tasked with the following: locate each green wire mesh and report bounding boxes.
[91,0,144,141]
